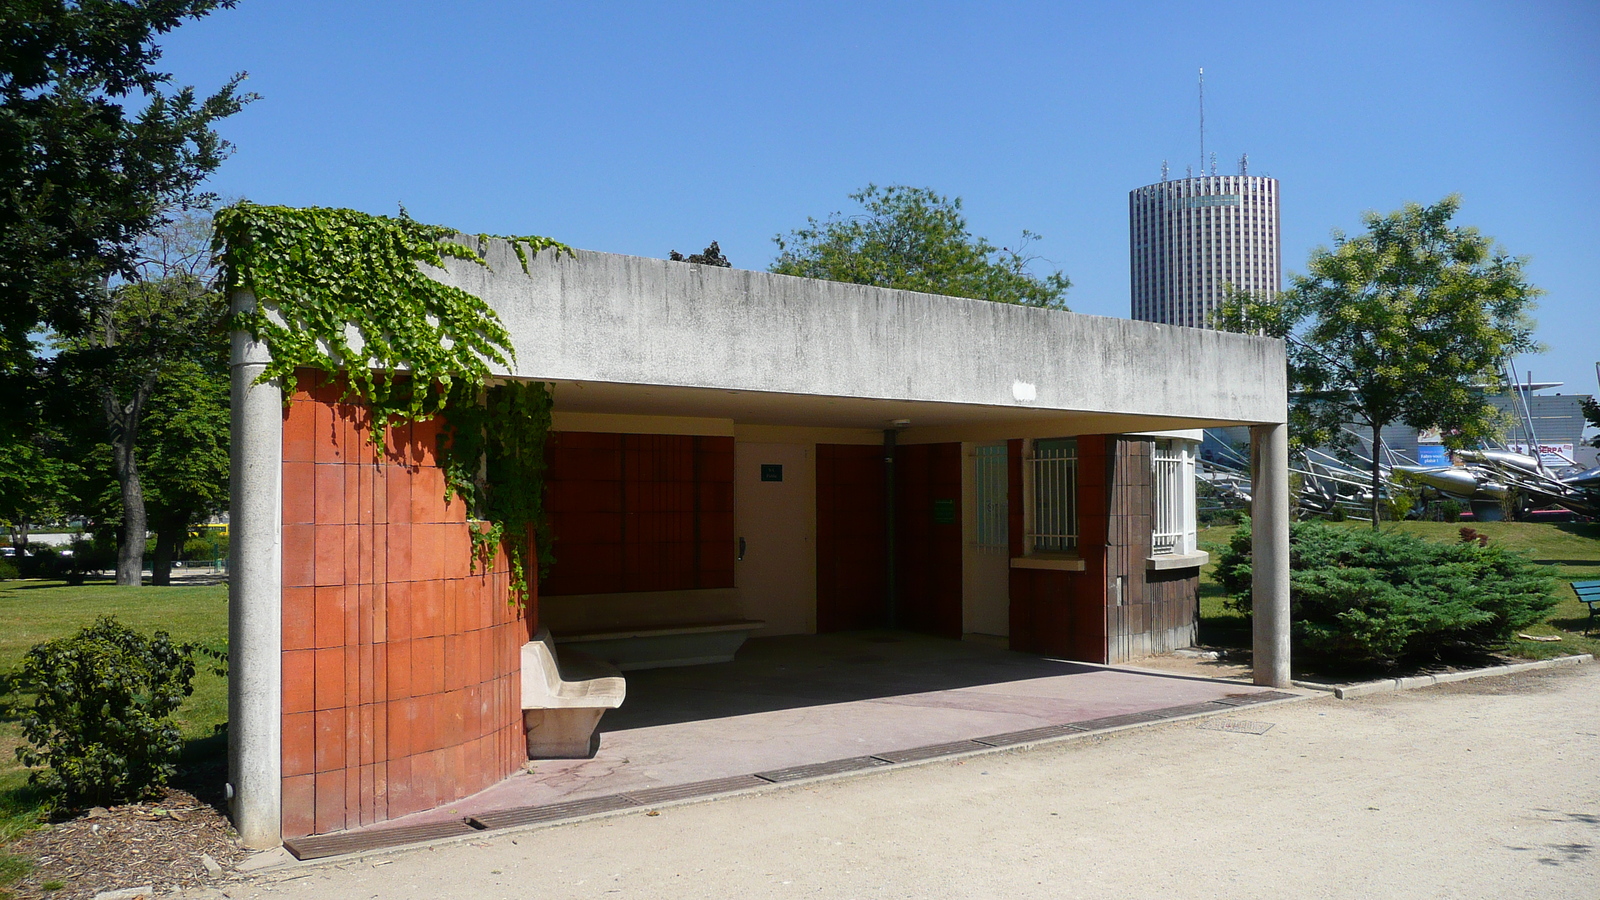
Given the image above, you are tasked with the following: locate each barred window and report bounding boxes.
[1027,438,1077,553]
[1151,439,1197,556]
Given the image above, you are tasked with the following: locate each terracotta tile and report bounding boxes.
[386,755,413,818]
[410,579,444,639]
[373,760,388,822]
[386,523,412,584]
[281,774,317,837]
[385,421,413,467]
[386,698,412,759]
[385,465,412,524]
[359,643,376,707]
[385,582,411,642]
[282,401,318,464]
[314,648,345,711]
[282,711,316,777]
[313,525,345,586]
[356,520,374,586]
[443,634,466,692]
[281,462,316,526]
[442,577,464,636]
[312,464,345,526]
[357,583,374,646]
[372,642,388,704]
[418,524,449,582]
[461,685,481,737]
[314,769,344,835]
[371,536,388,591]
[386,639,412,700]
[314,708,345,773]
[313,399,341,465]
[344,688,361,773]
[342,525,362,585]
[413,637,445,696]
[344,645,361,726]
[373,694,390,759]
[343,459,363,526]
[313,586,344,649]
[282,587,316,651]
[282,525,316,588]
[358,764,374,826]
[282,650,316,714]
[373,585,388,644]
[413,418,443,469]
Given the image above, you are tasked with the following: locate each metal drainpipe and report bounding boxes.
[884,428,898,629]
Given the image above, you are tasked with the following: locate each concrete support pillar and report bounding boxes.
[1249,422,1291,688]
[228,290,284,849]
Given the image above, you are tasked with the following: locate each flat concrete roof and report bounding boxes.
[426,242,1287,435]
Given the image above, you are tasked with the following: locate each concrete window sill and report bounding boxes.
[1011,555,1087,572]
[1146,550,1210,571]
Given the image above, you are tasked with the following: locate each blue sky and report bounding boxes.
[161,1,1599,400]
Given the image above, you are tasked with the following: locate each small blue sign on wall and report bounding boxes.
[760,464,784,482]
[1416,445,1450,466]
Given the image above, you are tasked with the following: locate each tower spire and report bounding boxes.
[1198,67,1206,176]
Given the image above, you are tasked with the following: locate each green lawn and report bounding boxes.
[0,578,230,882]
[1197,520,1600,660]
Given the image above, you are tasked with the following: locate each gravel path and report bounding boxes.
[215,663,1599,900]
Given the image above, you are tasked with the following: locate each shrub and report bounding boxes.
[0,558,17,580]
[10,617,200,809]
[1216,519,1558,670]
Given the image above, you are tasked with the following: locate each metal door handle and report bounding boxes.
[738,537,746,561]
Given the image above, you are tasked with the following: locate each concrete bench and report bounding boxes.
[520,628,626,759]
[541,589,765,671]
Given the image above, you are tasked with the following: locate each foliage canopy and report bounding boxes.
[1214,196,1541,524]
[771,185,1070,309]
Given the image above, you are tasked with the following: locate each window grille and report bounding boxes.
[1028,438,1077,553]
[1152,440,1197,555]
[974,443,1009,549]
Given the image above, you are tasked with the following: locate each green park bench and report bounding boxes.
[1573,580,1600,635]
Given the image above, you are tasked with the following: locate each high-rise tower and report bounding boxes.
[1129,171,1280,329]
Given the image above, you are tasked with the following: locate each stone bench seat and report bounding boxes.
[521,628,626,759]
[542,589,766,671]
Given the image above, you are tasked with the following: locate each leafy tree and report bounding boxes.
[669,241,730,266]
[0,0,248,370]
[1214,197,1541,526]
[55,211,228,584]
[771,184,1070,309]
[1582,396,1600,450]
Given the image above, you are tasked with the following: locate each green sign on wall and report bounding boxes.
[933,499,956,525]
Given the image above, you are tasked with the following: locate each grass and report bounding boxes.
[1196,519,1600,661]
[0,577,230,894]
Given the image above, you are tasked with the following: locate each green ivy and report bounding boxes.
[214,203,568,603]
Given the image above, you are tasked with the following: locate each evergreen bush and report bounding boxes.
[1216,519,1558,669]
[10,617,200,809]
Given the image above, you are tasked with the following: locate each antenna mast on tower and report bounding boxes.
[1198,67,1206,177]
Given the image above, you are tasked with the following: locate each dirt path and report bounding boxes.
[214,664,1599,900]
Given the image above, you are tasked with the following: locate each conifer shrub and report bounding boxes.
[10,617,200,809]
[1215,519,1558,670]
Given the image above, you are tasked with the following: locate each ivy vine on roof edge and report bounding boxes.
[214,202,571,603]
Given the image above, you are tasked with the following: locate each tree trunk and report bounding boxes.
[1369,422,1384,530]
[104,374,158,587]
[150,523,183,586]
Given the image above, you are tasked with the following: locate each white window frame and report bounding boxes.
[1151,439,1198,556]
[1024,438,1078,555]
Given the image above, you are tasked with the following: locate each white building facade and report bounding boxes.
[1129,174,1281,329]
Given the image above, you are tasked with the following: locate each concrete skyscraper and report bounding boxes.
[1128,169,1280,329]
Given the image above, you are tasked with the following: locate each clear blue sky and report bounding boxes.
[161,0,1599,400]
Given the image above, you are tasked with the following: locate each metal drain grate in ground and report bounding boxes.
[1198,719,1275,735]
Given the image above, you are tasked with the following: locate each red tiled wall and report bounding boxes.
[541,433,735,596]
[279,374,528,838]
[1008,436,1110,662]
[815,444,888,632]
[895,443,963,638]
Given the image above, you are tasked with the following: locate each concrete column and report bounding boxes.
[228,290,284,849]
[1249,422,1291,688]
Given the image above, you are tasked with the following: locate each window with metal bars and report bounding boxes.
[1151,439,1196,556]
[1026,438,1077,553]
[974,443,1009,549]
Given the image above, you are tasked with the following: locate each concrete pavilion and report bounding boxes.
[227,239,1292,848]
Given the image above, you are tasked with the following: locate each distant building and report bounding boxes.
[1129,173,1280,329]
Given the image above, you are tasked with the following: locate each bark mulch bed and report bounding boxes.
[3,786,244,900]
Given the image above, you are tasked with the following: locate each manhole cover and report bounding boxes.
[1198,719,1275,735]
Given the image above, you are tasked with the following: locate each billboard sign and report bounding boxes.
[1508,443,1576,468]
